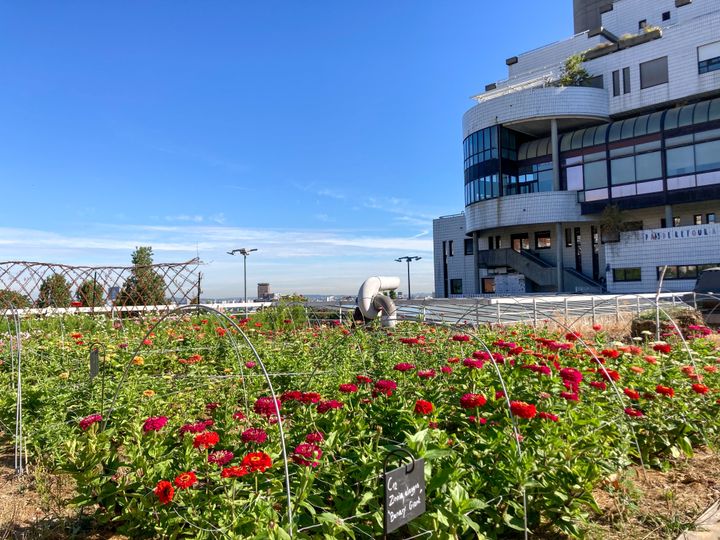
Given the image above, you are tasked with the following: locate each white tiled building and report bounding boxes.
[434,0,720,297]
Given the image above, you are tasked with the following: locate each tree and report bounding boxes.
[36,274,72,308]
[0,289,31,309]
[557,53,590,87]
[76,279,105,307]
[115,247,167,306]
[600,204,626,243]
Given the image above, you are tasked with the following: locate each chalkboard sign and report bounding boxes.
[89,348,99,380]
[384,457,425,534]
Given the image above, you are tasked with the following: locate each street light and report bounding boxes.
[395,256,422,300]
[228,248,257,316]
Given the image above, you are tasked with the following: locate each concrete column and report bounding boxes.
[551,118,560,192]
[555,222,564,292]
[473,231,480,294]
[664,204,673,227]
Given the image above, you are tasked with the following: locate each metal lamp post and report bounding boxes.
[228,248,257,316]
[395,256,421,300]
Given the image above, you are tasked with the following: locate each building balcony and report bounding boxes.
[465,191,589,234]
[463,86,609,138]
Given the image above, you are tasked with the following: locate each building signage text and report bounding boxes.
[644,226,718,242]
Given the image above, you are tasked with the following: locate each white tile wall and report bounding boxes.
[606,223,720,292]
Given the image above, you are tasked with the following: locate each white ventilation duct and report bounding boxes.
[357,276,400,328]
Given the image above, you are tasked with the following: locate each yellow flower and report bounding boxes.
[132,356,144,366]
[224,368,232,373]
[143,389,155,397]
[58,372,69,380]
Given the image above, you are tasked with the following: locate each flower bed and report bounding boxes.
[1,311,719,538]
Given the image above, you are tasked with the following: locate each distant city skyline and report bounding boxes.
[0,1,571,295]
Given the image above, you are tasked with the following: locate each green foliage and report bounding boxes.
[0,289,31,309]
[558,53,590,87]
[76,279,105,307]
[3,310,720,538]
[115,247,167,306]
[36,274,72,308]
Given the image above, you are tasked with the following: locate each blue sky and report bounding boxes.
[0,1,571,296]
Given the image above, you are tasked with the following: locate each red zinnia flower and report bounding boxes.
[692,383,709,395]
[560,391,579,402]
[538,411,559,422]
[417,369,436,379]
[510,401,537,419]
[241,428,268,444]
[254,396,281,416]
[653,343,672,354]
[394,362,415,372]
[339,383,358,393]
[414,399,434,415]
[208,450,234,466]
[599,369,620,382]
[317,399,343,413]
[193,431,220,450]
[441,366,453,374]
[221,465,250,478]
[292,443,322,467]
[356,375,372,384]
[624,388,640,400]
[179,419,213,435]
[300,392,322,404]
[463,358,485,369]
[242,452,272,472]
[624,407,644,417]
[452,334,471,342]
[592,324,602,331]
[374,379,397,397]
[154,480,174,504]
[174,471,197,489]
[280,390,302,402]
[305,431,324,444]
[143,416,168,433]
[459,393,487,409]
[79,413,102,431]
[232,411,246,421]
[590,381,607,390]
[216,327,227,337]
[656,384,675,397]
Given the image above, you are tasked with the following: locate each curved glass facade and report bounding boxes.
[464,96,720,207]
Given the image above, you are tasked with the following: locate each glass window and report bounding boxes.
[694,101,710,124]
[565,228,572,247]
[560,134,573,152]
[647,112,663,133]
[634,115,649,137]
[535,231,551,250]
[464,238,474,256]
[635,151,663,181]
[612,70,620,97]
[566,165,583,191]
[621,119,636,140]
[640,57,669,89]
[695,214,703,225]
[623,67,631,94]
[635,140,661,152]
[594,124,609,145]
[450,279,463,295]
[583,127,597,147]
[611,156,635,184]
[664,108,680,131]
[666,146,696,176]
[710,99,720,122]
[584,151,606,162]
[679,104,695,127]
[571,130,585,150]
[708,213,716,223]
[698,41,720,74]
[448,240,454,256]
[613,268,642,282]
[608,121,622,142]
[694,128,720,142]
[673,217,681,227]
[666,134,694,148]
[695,140,720,172]
[584,160,608,189]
